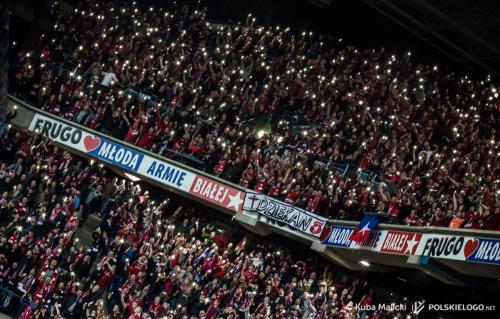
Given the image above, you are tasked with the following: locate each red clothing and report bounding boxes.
[268,182,282,197]
[87,111,103,129]
[484,213,500,230]
[310,194,325,213]
[404,215,422,226]
[148,302,163,316]
[127,298,143,315]
[124,126,140,143]
[98,271,114,288]
[285,190,301,204]
[214,159,230,175]
[463,211,482,229]
[49,208,63,222]
[171,139,186,152]
[139,114,152,129]
[254,177,267,193]
[170,95,182,108]
[387,200,400,217]
[136,132,154,148]
[188,143,204,157]
[243,268,256,283]
[430,215,447,227]
[49,104,61,116]
[15,202,28,216]
[128,261,146,276]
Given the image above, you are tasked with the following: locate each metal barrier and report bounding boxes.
[0,285,32,318]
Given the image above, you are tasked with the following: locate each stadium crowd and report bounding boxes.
[0,129,401,319]
[7,0,499,229]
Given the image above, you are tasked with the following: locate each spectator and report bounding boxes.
[0,127,410,319]
[7,0,499,231]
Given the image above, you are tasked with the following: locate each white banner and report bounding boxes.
[413,233,500,264]
[320,226,423,256]
[29,113,196,192]
[243,192,328,238]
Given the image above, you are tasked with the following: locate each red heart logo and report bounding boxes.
[464,238,479,259]
[83,135,101,152]
[319,225,332,242]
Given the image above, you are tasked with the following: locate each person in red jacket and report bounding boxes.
[124,122,141,144]
[213,154,231,176]
[484,208,500,230]
[136,127,155,149]
[285,185,302,205]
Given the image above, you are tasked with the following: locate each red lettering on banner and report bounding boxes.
[381,231,422,255]
[189,176,243,213]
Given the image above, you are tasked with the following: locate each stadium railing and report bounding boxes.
[0,285,33,318]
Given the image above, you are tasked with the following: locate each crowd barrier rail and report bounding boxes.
[0,285,33,318]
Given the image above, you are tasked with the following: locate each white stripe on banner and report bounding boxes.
[28,113,195,192]
[243,191,328,238]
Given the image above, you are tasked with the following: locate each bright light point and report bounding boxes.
[124,172,141,182]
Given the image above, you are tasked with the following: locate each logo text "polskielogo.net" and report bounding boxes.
[427,304,496,312]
